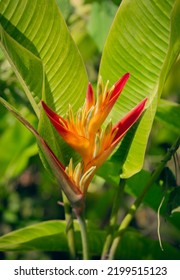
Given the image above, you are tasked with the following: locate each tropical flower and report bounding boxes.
[42,73,147,199]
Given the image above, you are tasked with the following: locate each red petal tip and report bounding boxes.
[112,73,130,99]
[41,101,60,123]
[125,72,130,78]
[41,101,69,136]
[86,82,94,108]
[112,97,148,143]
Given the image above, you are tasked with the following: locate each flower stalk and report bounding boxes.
[76,213,89,260]
[101,179,126,259]
[62,193,76,259]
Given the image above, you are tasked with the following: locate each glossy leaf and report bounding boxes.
[0,220,179,259]
[0,220,105,256]
[0,220,70,252]
[99,0,180,178]
[0,0,88,115]
[0,0,88,165]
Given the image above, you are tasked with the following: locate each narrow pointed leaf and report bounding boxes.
[99,0,180,178]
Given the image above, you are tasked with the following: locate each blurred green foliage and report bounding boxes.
[0,0,179,259]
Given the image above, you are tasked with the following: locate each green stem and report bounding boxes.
[108,136,180,260]
[62,193,76,259]
[101,179,126,259]
[77,213,89,260]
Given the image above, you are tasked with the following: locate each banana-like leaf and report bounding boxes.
[99,0,180,178]
[0,220,105,256]
[0,220,71,252]
[0,220,179,260]
[0,0,88,165]
[0,0,88,114]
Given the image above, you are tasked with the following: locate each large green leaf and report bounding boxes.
[99,0,180,178]
[0,0,88,165]
[0,220,71,252]
[0,0,88,115]
[0,220,105,257]
[0,220,179,259]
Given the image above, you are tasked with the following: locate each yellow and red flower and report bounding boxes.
[42,73,147,197]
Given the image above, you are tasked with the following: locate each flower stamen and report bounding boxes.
[79,166,96,193]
